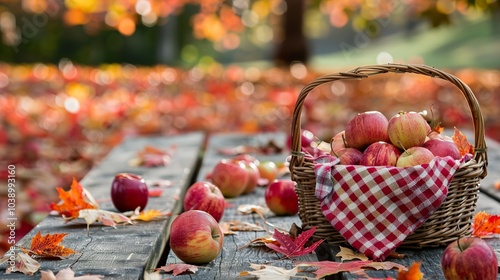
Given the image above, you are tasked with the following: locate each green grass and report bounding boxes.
[310,16,500,70]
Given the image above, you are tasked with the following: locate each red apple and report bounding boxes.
[388,111,430,149]
[360,141,402,166]
[169,210,224,264]
[330,130,348,154]
[287,129,315,150]
[183,181,225,222]
[344,111,390,150]
[111,173,149,212]
[441,237,498,280]
[257,160,278,183]
[238,159,260,194]
[396,146,434,167]
[265,179,299,216]
[427,131,453,142]
[211,159,249,198]
[333,147,363,165]
[423,138,461,160]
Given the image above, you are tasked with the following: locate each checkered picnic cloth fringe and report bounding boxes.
[314,154,461,261]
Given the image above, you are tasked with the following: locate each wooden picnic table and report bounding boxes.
[1,131,499,279]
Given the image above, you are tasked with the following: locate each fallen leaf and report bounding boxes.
[148,188,164,197]
[265,226,324,259]
[0,252,40,275]
[40,267,103,279]
[131,209,170,221]
[336,246,369,261]
[241,263,298,280]
[239,236,279,249]
[220,222,238,235]
[26,231,75,258]
[451,127,474,156]
[131,145,176,167]
[472,211,500,237]
[397,261,423,280]
[50,178,98,219]
[78,209,132,234]
[156,263,199,276]
[297,260,407,279]
[237,204,268,215]
[221,221,266,232]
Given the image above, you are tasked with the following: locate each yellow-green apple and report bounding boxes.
[344,111,390,150]
[265,179,299,216]
[257,160,278,184]
[360,141,402,166]
[183,181,225,222]
[396,146,434,167]
[169,210,224,264]
[334,147,363,165]
[423,139,461,160]
[211,159,249,198]
[388,111,430,149]
[111,173,148,212]
[330,130,348,154]
[441,237,498,280]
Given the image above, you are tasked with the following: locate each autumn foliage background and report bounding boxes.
[1,0,500,256]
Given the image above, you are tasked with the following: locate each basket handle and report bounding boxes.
[290,63,488,178]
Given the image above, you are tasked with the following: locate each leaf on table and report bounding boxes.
[239,235,279,249]
[220,222,238,235]
[78,209,132,234]
[451,127,474,156]
[237,204,269,216]
[0,252,40,275]
[130,209,170,221]
[397,261,423,280]
[148,188,164,197]
[240,263,298,280]
[25,231,75,258]
[265,226,324,259]
[472,211,500,237]
[50,178,98,219]
[40,267,103,280]
[130,145,176,167]
[336,246,369,261]
[221,220,266,232]
[297,260,407,279]
[156,263,199,276]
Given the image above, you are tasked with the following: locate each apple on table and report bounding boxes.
[183,181,225,222]
[211,159,249,198]
[111,173,149,212]
[265,179,299,216]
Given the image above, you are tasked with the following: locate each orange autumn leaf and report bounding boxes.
[397,262,423,280]
[50,178,98,219]
[26,231,75,258]
[431,123,444,134]
[131,209,170,221]
[451,127,474,156]
[472,211,500,237]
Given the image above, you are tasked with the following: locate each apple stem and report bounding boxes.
[456,238,464,252]
[398,141,408,153]
[341,133,348,148]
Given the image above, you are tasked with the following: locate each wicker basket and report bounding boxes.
[289,64,488,248]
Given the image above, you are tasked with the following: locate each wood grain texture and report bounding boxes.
[0,132,205,280]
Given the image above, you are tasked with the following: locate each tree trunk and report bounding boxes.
[274,0,308,67]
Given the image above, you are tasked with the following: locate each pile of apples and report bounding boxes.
[320,110,462,167]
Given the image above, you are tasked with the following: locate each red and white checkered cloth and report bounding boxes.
[314,154,461,261]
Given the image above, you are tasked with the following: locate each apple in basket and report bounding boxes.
[111,173,149,212]
[287,129,315,151]
[170,210,224,264]
[334,147,363,165]
[330,130,348,154]
[441,237,498,280]
[388,111,430,149]
[360,141,402,166]
[183,181,225,222]
[396,146,434,167]
[423,139,461,160]
[344,111,390,150]
[211,159,249,198]
[265,179,299,216]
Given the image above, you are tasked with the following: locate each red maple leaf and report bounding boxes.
[156,263,198,276]
[265,226,323,258]
[298,260,407,279]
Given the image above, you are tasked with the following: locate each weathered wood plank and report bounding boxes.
[480,137,500,202]
[0,132,205,280]
[161,132,319,279]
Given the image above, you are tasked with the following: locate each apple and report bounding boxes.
[330,130,348,154]
[183,181,225,222]
[238,159,260,194]
[333,147,363,165]
[169,210,224,264]
[265,179,299,216]
[427,131,453,142]
[257,160,279,183]
[388,111,430,149]
[344,111,390,150]
[441,237,498,280]
[211,159,249,198]
[360,141,402,166]
[111,173,149,212]
[396,146,434,167]
[423,138,461,160]
[287,129,315,151]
